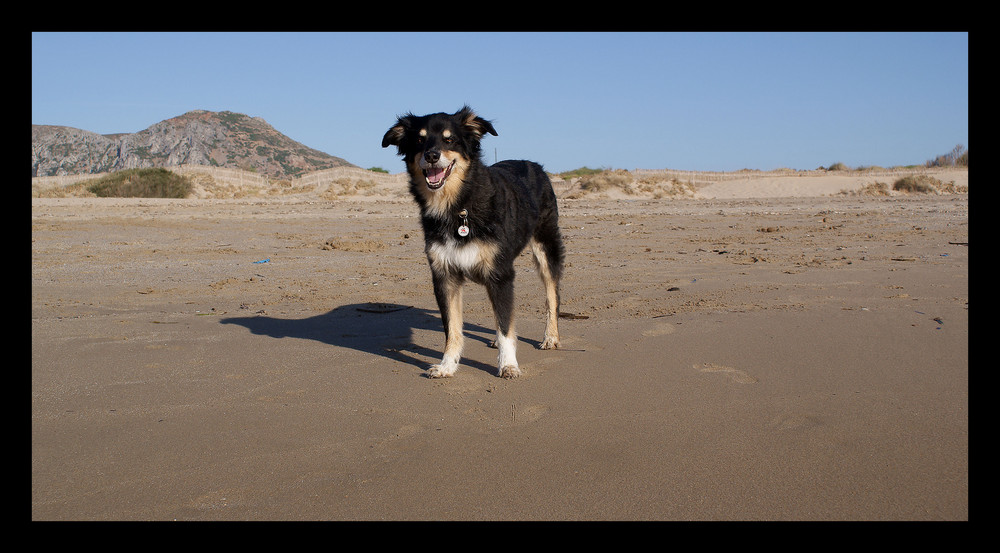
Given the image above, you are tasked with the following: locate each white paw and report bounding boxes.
[499,365,522,379]
[427,360,458,378]
[540,335,560,350]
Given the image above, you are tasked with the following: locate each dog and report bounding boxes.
[382,106,564,378]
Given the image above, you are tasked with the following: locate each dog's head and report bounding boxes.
[382,106,497,192]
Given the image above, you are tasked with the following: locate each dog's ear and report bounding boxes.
[457,106,498,139]
[382,114,413,148]
[381,123,405,148]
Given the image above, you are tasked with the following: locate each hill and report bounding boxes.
[32,110,356,179]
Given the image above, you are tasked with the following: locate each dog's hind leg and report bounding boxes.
[429,273,464,378]
[486,274,520,378]
[530,236,562,350]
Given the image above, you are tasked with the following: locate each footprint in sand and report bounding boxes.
[386,423,422,441]
[768,413,821,430]
[559,334,600,352]
[526,354,563,373]
[642,323,675,337]
[512,404,549,425]
[697,363,758,384]
[190,488,243,511]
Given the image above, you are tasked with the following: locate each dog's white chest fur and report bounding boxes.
[426,238,497,275]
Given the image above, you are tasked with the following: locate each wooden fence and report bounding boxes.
[629,167,944,183]
[32,164,957,196]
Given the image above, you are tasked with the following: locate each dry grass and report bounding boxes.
[634,173,697,199]
[562,168,696,199]
[33,180,96,198]
[841,174,968,196]
[893,175,938,193]
[318,177,378,200]
[855,181,891,196]
[578,169,635,194]
[893,175,967,194]
[264,179,317,197]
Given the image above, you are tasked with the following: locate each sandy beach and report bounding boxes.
[31,168,968,520]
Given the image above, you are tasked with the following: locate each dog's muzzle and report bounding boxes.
[421,153,455,190]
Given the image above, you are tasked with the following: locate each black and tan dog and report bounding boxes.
[382,106,564,378]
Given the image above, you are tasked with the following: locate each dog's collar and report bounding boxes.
[457,209,470,237]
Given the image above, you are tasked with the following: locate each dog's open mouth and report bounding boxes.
[423,161,455,190]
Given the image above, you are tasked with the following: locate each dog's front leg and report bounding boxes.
[429,273,464,378]
[487,275,520,378]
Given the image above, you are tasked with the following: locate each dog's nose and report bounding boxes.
[424,150,440,164]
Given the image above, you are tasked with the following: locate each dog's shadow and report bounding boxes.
[220,303,515,377]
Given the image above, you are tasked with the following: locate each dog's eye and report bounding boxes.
[443,136,454,144]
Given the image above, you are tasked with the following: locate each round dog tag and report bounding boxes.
[458,225,470,237]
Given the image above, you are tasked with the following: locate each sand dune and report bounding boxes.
[32,164,968,201]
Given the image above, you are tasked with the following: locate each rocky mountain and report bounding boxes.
[32,110,356,178]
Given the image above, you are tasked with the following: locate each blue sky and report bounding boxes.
[32,32,968,173]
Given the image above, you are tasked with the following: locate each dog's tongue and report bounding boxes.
[426,166,447,184]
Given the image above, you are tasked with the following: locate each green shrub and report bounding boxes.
[559,166,605,180]
[85,168,193,198]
